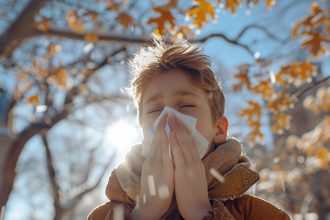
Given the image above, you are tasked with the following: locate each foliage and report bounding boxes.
[0,0,329,219]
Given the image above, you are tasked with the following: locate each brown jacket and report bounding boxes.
[88,138,290,220]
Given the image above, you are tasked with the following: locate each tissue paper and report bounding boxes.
[141,107,209,158]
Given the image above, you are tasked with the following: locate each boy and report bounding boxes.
[88,38,290,219]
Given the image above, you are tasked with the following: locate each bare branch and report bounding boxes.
[192,33,254,56]
[0,0,47,59]
[41,133,63,219]
[234,24,287,43]
[294,75,330,99]
[63,154,115,213]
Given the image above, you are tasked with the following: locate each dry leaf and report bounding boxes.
[186,0,216,29]
[27,95,40,105]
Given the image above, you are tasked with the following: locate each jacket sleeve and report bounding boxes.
[202,199,235,220]
[225,195,291,220]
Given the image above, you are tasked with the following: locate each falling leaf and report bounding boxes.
[27,95,40,105]
[116,12,134,29]
[186,0,216,29]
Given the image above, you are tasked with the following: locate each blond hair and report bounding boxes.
[128,37,225,125]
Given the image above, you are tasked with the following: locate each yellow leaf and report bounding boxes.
[186,0,216,29]
[225,0,241,14]
[251,80,274,100]
[267,92,295,112]
[275,62,317,87]
[27,95,40,105]
[116,12,134,29]
[265,0,276,10]
[66,11,84,33]
[16,72,29,81]
[47,44,61,57]
[174,25,195,39]
[232,64,251,91]
[84,33,99,42]
[147,7,176,35]
[271,113,291,134]
[48,68,70,89]
[33,17,51,32]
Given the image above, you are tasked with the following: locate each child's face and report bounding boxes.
[141,69,227,152]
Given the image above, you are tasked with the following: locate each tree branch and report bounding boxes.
[0,0,46,59]
[234,24,287,43]
[294,75,330,99]
[41,133,63,220]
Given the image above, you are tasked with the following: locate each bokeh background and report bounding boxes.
[0,0,329,219]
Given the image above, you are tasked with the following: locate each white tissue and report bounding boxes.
[141,107,209,158]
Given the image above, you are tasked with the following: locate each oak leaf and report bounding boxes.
[147,6,175,34]
[116,12,134,29]
[187,0,216,29]
[27,95,40,105]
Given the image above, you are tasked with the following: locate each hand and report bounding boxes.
[168,115,211,220]
[132,114,174,220]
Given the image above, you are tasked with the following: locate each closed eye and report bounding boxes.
[180,104,196,108]
[147,108,163,114]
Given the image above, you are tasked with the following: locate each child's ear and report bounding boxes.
[213,116,228,144]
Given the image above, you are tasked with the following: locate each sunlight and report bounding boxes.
[104,119,141,156]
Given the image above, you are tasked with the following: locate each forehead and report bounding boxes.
[142,69,205,105]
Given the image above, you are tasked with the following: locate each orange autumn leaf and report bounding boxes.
[66,11,84,33]
[301,32,330,58]
[48,68,70,89]
[291,3,330,58]
[27,95,40,105]
[232,64,251,91]
[174,25,195,39]
[251,80,274,100]
[186,0,216,29]
[116,12,134,29]
[239,100,263,145]
[84,33,99,42]
[147,6,176,35]
[240,100,262,119]
[34,17,52,32]
[275,62,317,87]
[316,147,330,168]
[218,0,241,14]
[16,72,29,81]
[265,0,276,10]
[271,113,291,134]
[267,92,295,112]
[106,2,122,11]
[47,44,61,57]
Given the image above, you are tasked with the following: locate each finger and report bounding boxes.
[169,116,195,164]
[148,113,168,160]
[169,131,185,169]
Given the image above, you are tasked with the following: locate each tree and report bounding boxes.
[0,0,329,219]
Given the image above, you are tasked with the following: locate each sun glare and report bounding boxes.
[104,119,141,156]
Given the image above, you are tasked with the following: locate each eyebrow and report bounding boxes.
[144,89,199,105]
